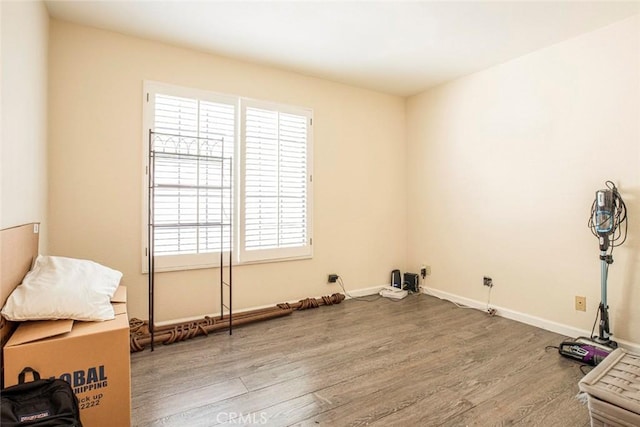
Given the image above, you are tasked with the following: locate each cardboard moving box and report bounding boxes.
[3,286,131,427]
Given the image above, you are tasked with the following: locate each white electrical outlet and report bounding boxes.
[420,264,431,277]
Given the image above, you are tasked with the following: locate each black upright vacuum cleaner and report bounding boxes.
[559,181,628,366]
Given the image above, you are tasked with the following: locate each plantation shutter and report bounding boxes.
[152,93,235,256]
[144,81,314,270]
[241,102,313,262]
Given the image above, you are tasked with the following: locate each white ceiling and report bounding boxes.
[44,1,640,96]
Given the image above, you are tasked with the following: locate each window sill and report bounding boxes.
[142,253,312,274]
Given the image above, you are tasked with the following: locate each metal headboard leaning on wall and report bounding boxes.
[0,223,40,388]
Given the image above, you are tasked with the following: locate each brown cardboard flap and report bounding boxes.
[6,319,74,346]
[113,303,127,315]
[66,313,129,338]
[111,286,126,303]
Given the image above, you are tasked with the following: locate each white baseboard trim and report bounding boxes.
[422,286,640,354]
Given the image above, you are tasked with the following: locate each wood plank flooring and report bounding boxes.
[130,293,591,426]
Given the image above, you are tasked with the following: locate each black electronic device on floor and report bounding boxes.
[391,269,402,289]
[403,273,419,293]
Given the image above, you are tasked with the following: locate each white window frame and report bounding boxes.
[141,81,238,272]
[239,99,314,264]
[141,81,313,272]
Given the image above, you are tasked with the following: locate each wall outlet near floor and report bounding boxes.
[575,296,586,311]
[483,276,493,287]
[328,274,339,283]
[420,265,431,278]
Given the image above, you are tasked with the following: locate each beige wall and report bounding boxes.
[48,20,407,321]
[46,12,638,343]
[1,1,49,252]
[407,15,640,344]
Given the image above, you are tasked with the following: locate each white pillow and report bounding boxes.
[1,255,122,322]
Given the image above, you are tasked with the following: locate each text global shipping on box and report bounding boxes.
[3,287,131,427]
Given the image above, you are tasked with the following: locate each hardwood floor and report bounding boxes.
[130,293,591,426]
